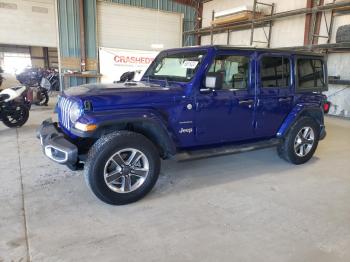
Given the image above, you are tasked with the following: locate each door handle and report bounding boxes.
[239,99,254,105]
[278,97,292,102]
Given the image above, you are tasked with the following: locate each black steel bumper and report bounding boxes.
[36,118,80,170]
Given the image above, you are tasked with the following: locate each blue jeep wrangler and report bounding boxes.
[38,45,329,205]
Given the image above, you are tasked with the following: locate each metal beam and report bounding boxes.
[172,0,199,7]
[184,0,350,36]
[280,42,350,51]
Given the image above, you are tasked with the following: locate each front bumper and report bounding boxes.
[36,119,80,170]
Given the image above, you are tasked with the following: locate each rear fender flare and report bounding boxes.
[277,104,324,138]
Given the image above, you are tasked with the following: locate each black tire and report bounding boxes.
[84,131,161,205]
[35,89,49,106]
[336,24,350,43]
[277,117,320,165]
[2,103,30,128]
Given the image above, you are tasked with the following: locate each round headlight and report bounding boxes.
[69,102,82,123]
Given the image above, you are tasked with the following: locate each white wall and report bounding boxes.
[327,53,350,79]
[97,2,183,51]
[0,0,57,47]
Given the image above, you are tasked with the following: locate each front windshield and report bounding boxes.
[143,50,207,83]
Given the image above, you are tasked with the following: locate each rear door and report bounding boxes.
[255,53,294,138]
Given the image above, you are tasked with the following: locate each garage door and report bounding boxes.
[97,2,183,50]
[0,0,57,47]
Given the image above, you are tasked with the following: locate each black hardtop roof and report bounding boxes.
[168,45,325,57]
[213,45,324,56]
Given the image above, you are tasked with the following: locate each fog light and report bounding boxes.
[75,122,97,132]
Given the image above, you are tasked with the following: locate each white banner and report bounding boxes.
[99,47,159,83]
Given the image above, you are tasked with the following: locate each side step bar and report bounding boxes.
[176,138,280,161]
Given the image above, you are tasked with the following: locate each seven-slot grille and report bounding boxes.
[58,96,74,130]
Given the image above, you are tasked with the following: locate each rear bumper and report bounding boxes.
[36,118,80,170]
[319,125,326,140]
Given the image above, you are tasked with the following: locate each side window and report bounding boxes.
[208,55,250,90]
[297,58,325,89]
[260,56,290,88]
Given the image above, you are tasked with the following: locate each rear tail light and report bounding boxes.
[323,101,331,114]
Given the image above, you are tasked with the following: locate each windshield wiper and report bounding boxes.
[143,75,171,87]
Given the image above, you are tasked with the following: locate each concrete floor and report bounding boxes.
[1,101,350,262]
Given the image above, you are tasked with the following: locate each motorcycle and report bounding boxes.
[16,68,59,106]
[42,69,60,92]
[0,86,30,128]
[0,66,4,88]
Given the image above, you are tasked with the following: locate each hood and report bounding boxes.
[63,81,184,111]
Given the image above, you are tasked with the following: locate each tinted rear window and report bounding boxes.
[297,58,325,90]
[260,56,290,88]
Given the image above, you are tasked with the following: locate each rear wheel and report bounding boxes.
[35,89,49,106]
[84,131,160,205]
[277,117,320,165]
[2,103,29,128]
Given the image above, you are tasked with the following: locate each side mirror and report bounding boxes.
[202,72,223,92]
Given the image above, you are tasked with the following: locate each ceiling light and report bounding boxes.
[151,44,164,49]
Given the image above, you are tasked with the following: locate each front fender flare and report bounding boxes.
[72,109,177,158]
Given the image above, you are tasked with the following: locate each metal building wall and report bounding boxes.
[108,0,196,46]
[57,0,81,58]
[57,0,83,87]
[57,0,195,88]
[57,0,98,87]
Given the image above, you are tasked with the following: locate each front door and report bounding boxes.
[255,54,294,138]
[195,51,256,145]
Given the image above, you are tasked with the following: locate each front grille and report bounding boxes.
[58,96,73,130]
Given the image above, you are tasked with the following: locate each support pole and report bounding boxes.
[250,0,257,46]
[195,2,203,45]
[267,3,274,48]
[327,6,336,44]
[79,0,86,72]
[210,10,214,44]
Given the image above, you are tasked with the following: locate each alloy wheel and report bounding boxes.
[294,126,315,157]
[103,148,150,193]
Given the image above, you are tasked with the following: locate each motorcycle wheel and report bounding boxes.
[35,89,49,106]
[2,104,30,128]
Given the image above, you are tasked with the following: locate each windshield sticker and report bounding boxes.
[182,61,199,69]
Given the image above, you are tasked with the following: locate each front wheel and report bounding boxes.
[84,131,160,205]
[2,103,29,128]
[277,117,320,165]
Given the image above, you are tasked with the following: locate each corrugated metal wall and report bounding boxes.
[57,0,83,86]
[84,0,97,59]
[57,0,195,88]
[57,0,98,86]
[57,0,81,58]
